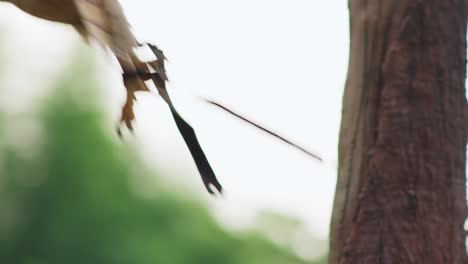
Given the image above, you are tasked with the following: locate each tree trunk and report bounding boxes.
[329,1,468,263]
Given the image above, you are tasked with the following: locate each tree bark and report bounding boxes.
[329,1,468,263]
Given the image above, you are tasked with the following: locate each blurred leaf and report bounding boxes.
[0,47,325,264]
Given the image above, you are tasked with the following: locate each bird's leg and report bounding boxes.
[122,71,154,81]
[118,47,167,134]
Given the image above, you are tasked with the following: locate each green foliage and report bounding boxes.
[0,52,324,264]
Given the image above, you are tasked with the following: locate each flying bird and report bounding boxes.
[0,0,321,194]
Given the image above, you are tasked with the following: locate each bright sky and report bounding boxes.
[0,0,350,245]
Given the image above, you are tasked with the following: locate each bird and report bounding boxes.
[0,0,321,195]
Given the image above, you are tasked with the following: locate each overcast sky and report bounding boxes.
[0,0,350,241]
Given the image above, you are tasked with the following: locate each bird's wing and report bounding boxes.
[73,0,138,63]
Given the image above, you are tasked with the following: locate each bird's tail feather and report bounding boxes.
[117,44,321,195]
[169,108,223,194]
[204,100,322,161]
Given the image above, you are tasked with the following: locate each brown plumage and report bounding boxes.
[1,0,154,129]
[1,0,322,194]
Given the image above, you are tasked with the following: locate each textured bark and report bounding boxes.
[329,1,468,263]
